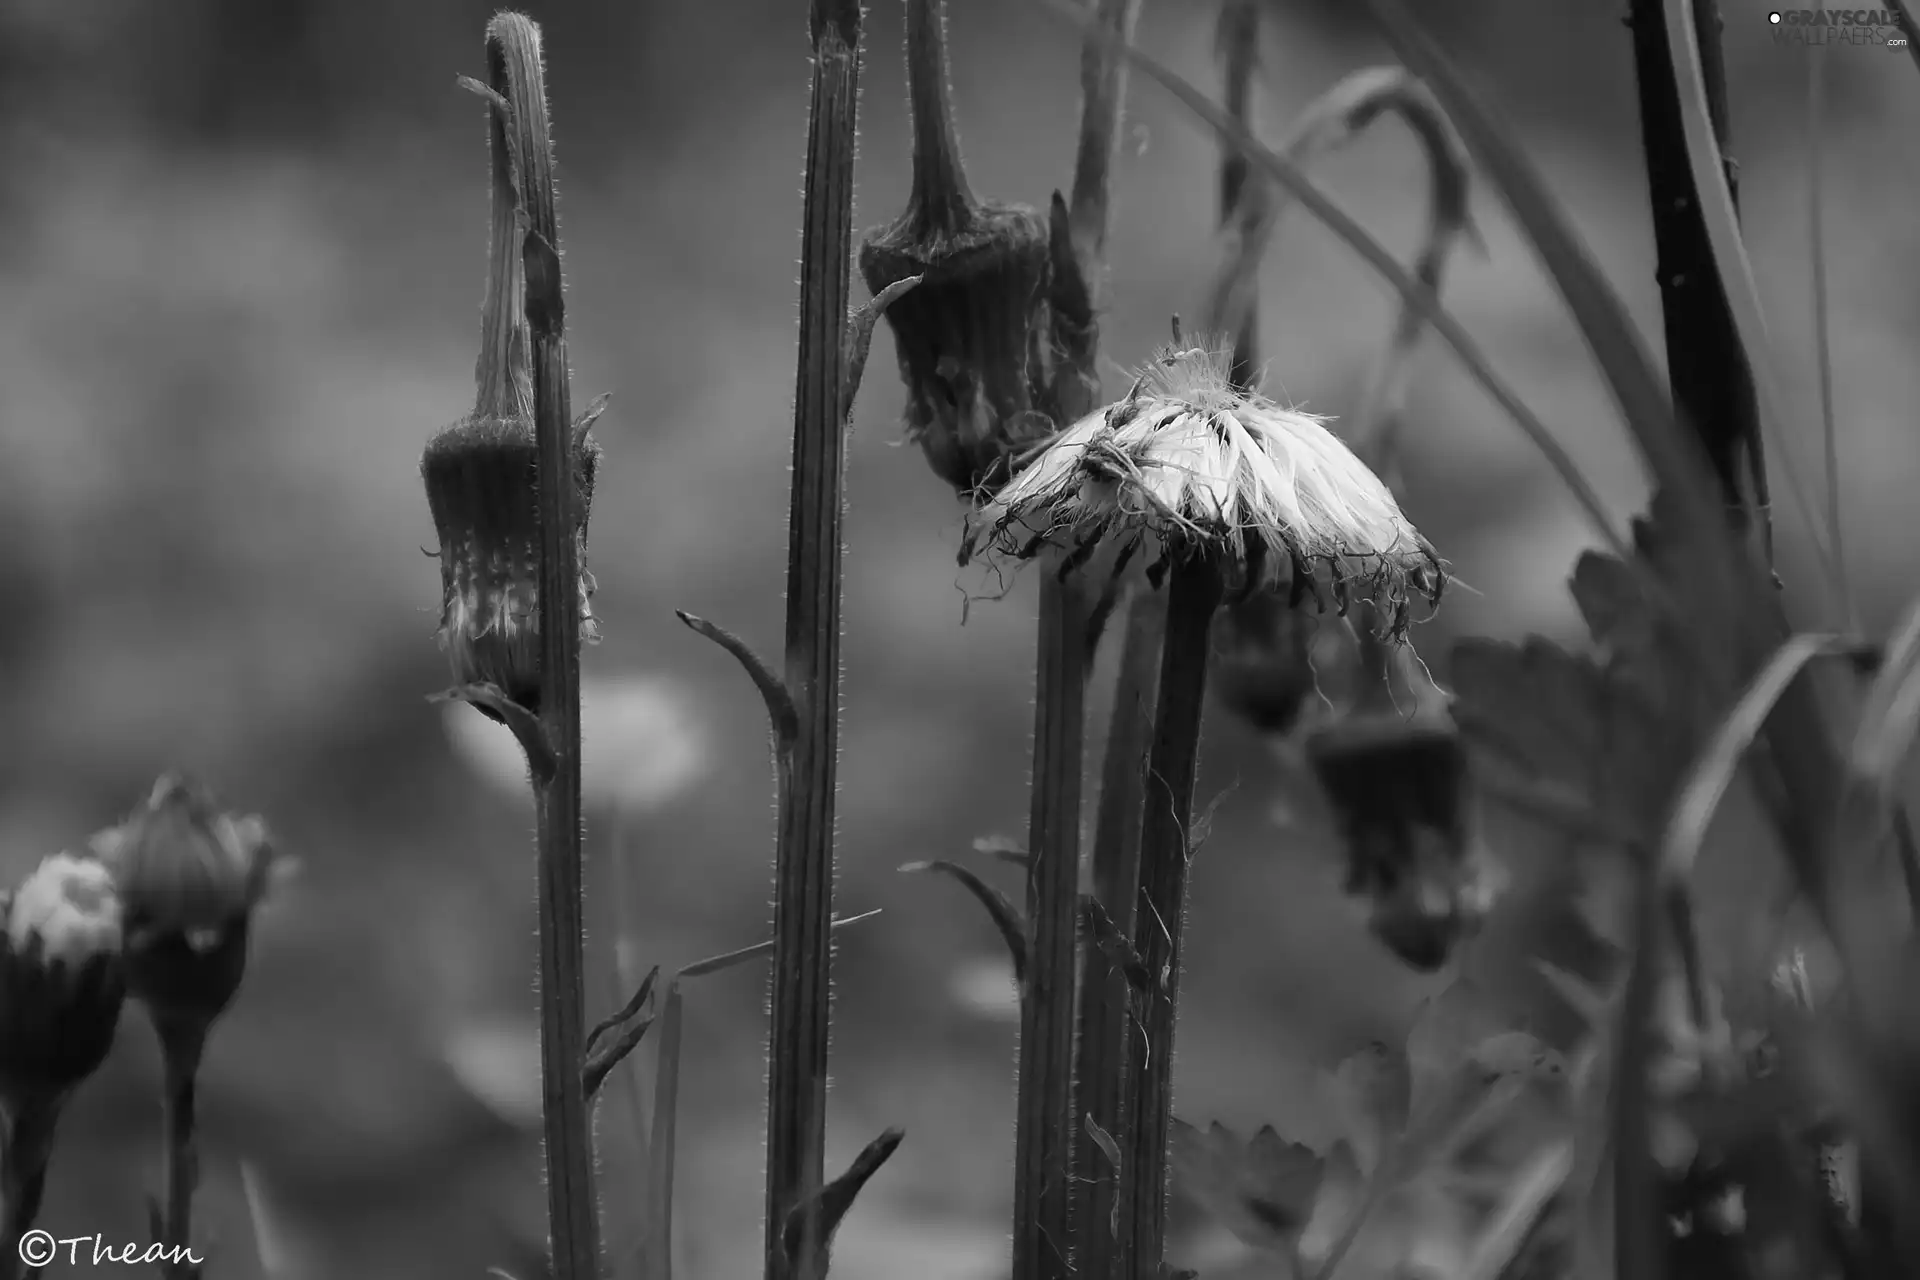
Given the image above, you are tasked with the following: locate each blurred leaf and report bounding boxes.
[1169,1117,1324,1255]
[645,983,685,1280]
[1321,1041,1410,1178]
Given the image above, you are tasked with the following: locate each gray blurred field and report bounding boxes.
[0,1,1913,1276]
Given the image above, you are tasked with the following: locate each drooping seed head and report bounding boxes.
[421,413,602,715]
[963,343,1445,630]
[857,0,1055,498]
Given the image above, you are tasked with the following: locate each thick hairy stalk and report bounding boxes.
[1122,554,1224,1276]
[766,3,863,1273]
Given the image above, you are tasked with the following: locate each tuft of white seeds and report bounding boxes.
[7,853,122,967]
[963,344,1442,625]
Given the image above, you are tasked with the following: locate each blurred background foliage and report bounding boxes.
[0,0,1913,1275]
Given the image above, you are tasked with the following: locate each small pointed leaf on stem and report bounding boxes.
[572,391,612,452]
[428,683,555,781]
[1079,894,1152,996]
[586,965,659,1057]
[457,74,510,115]
[898,860,1026,982]
[842,276,921,423]
[780,1129,906,1280]
[678,909,883,981]
[583,1014,656,1100]
[676,610,800,748]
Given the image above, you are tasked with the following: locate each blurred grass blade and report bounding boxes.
[899,860,1027,981]
[676,909,882,980]
[1460,1138,1574,1280]
[1031,0,1633,567]
[1850,593,1920,792]
[1357,1,1715,533]
[1805,46,1847,621]
[1661,0,1844,607]
[646,982,686,1280]
[1660,632,1869,885]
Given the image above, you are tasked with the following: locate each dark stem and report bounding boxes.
[488,13,602,1277]
[1072,585,1165,1280]
[0,1096,58,1280]
[1012,570,1091,1280]
[1123,553,1223,1277]
[474,65,528,423]
[767,6,862,1276]
[904,0,976,237]
[1066,0,1144,262]
[157,1023,207,1279]
[1217,0,1259,390]
[1626,0,1767,540]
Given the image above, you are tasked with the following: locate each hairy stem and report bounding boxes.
[1014,569,1091,1280]
[0,1096,58,1280]
[767,4,862,1274]
[1073,585,1165,1280]
[157,1022,206,1279]
[1123,553,1223,1277]
[473,66,529,424]
[1626,0,1767,538]
[488,13,602,1276]
[904,0,976,237]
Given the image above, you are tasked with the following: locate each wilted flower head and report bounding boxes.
[93,774,280,1028]
[1307,717,1499,970]
[0,854,126,1102]
[858,0,1055,497]
[963,344,1444,631]
[422,413,602,717]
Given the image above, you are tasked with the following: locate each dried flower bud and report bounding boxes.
[857,0,1054,497]
[1210,590,1320,735]
[422,414,601,716]
[0,854,126,1103]
[93,774,280,1028]
[1307,717,1498,970]
[964,344,1445,630]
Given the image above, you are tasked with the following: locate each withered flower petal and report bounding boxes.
[422,413,602,716]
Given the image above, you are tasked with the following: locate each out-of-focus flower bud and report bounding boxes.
[93,774,281,1032]
[0,854,126,1105]
[858,0,1054,498]
[422,414,602,717]
[1210,590,1320,735]
[1306,717,1499,971]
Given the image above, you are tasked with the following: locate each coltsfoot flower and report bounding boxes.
[422,414,602,717]
[961,344,1445,630]
[1307,717,1501,971]
[0,853,126,1104]
[858,0,1054,498]
[92,775,280,1029]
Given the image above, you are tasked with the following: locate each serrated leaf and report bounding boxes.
[1169,1116,1324,1253]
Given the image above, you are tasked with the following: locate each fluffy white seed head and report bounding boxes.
[963,344,1443,626]
[7,853,122,967]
